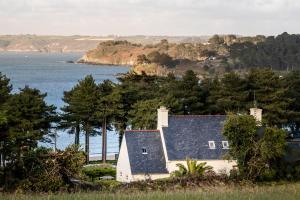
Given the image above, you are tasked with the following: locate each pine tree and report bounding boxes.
[95,80,122,163]
[61,75,98,163]
[246,69,290,126]
[283,71,300,134]
[215,72,248,113]
[129,98,162,130]
[0,73,12,167]
[60,87,81,146]
[176,70,204,115]
[5,86,56,163]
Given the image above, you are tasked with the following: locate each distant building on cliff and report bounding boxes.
[116,106,262,182]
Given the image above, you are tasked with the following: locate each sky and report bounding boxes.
[0,0,299,36]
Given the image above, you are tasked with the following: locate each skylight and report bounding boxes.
[208,141,216,149]
[142,148,148,154]
[222,141,229,149]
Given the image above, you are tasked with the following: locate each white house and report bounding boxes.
[117,106,262,182]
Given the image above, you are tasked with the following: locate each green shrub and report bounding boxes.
[4,145,85,192]
[82,166,116,181]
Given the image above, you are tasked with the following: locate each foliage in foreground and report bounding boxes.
[172,159,212,177]
[2,145,85,192]
[223,115,287,181]
[82,165,116,181]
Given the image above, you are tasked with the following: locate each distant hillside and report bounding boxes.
[79,33,300,77]
[78,39,229,76]
[0,35,209,53]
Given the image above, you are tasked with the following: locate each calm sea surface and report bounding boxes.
[0,52,129,157]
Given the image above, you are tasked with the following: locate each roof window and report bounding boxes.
[208,141,216,149]
[142,148,148,154]
[222,141,229,149]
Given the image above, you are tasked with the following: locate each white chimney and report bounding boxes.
[250,108,262,123]
[157,106,169,129]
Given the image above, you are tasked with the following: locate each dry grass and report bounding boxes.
[2,182,300,200]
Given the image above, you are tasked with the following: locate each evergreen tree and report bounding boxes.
[0,73,12,167]
[160,73,183,114]
[0,73,12,105]
[214,72,248,113]
[245,69,290,126]
[283,71,300,135]
[60,87,81,146]
[201,76,221,114]
[5,86,56,165]
[61,75,98,163]
[129,98,162,130]
[114,72,161,146]
[95,80,122,163]
[177,70,204,115]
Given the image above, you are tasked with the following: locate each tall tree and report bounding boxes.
[61,75,98,163]
[0,73,12,167]
[283,71,300,135]
[201,76,221,114]
[114,72,161,146]
[95,80,122,163]
[246,69,290,126]
[129,98,162,130]
[214,72,248,113]
[60,87,81,145]
[5,86,56,167]
[176,70,204,115]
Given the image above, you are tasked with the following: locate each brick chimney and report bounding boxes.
[250,108,262,123]
[157,106,169,129]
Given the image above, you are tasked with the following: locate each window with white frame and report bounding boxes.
[120,172,122,177]
[222,141,229,149]
[142,148,148,154]
[208,141,216,149]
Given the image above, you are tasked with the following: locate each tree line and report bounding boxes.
[1,69,300,163]
[1,68,300,190]
[229,32,300,71]
[58,68,300,166]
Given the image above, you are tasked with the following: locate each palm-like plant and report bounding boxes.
[173,158,213,177]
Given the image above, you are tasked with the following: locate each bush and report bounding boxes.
[82,166,116,181]
[3,145,85,192]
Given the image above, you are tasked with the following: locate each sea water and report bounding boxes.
[0,52,129,158]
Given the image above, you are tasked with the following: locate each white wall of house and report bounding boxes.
[166,160,237,174]
[132,174,170,181]
[116,135,133,182]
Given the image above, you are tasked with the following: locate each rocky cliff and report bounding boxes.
[78,40,229,76]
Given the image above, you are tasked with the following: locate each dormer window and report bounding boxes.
[222,141,229,149]
[208,141,216,149]
[142,148,148,154]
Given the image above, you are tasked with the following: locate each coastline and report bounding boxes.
[77,59,132,68]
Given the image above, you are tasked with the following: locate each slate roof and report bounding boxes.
[125,130,168,175]
[162,115,228,160]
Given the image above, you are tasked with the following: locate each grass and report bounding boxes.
[2,182,300,200]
